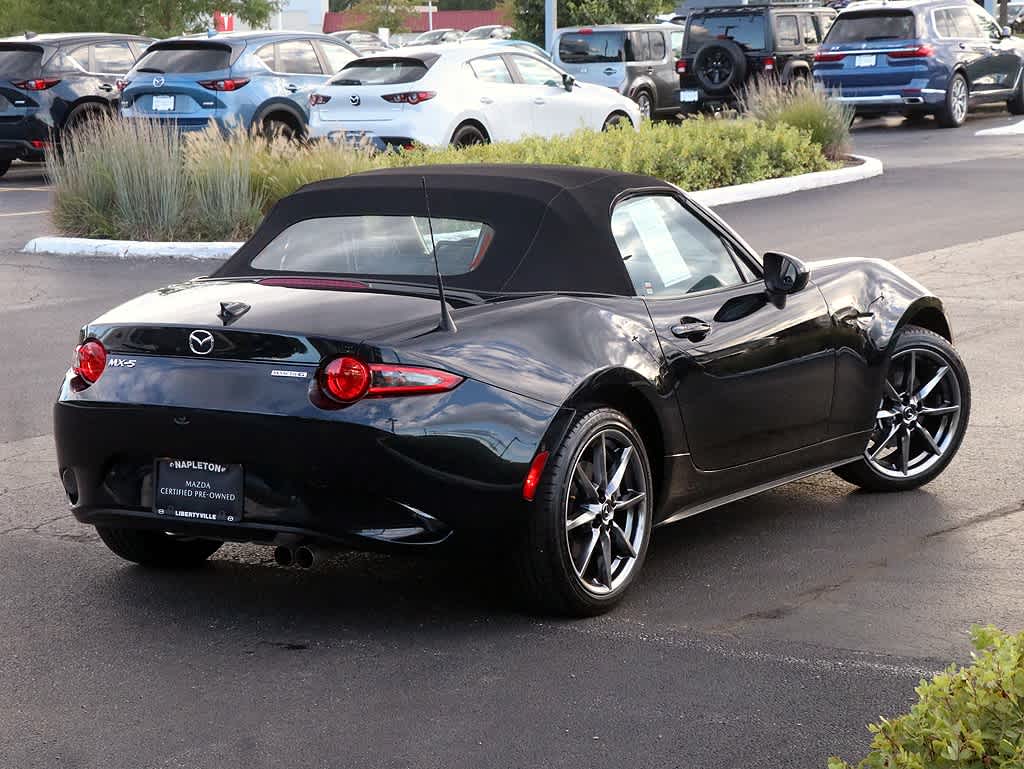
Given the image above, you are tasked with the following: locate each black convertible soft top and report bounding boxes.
[214,165,677,296]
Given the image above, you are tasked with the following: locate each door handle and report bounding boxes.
[285,84,299,93]
[533,97,546,104]
[480,96,494,104]
[671,319,711,341]
[603,67,616,75]
[959,42,968,49]
[98,83,114,92]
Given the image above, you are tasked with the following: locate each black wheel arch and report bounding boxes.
[782,60,811,84]
[61,97,114,130]
[253,100,307,134]
[451,118,490,142]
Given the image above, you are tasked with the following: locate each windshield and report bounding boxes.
[464,27,497,40]
[825,11,916,42]
[686,14,766,52]
[332,58,429,85]
[558,31,625,63]
[250,216,494,277]
[0,46,43,78]
[133,45,231,73]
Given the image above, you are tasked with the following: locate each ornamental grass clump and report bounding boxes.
[741,77,853,161]
[830,626,1024,769]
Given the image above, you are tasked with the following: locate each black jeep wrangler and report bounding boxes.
[674,1,837,111]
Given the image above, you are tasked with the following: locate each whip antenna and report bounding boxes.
[421,176,456,333]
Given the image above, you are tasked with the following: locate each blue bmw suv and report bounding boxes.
[120,31,359,137]
[813,0,1024,127]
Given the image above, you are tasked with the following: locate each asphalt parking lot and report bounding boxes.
[2,112,1023,769]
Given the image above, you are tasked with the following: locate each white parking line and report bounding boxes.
[0,187,51,193]
[0,209,49,218]
[976,119,1024,135]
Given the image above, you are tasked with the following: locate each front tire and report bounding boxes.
[516,408,653,616]
[634,90,653,121]
[602,112,630,131]
[834,325,970,492]
[96,526,222,568]
[936,73,969,128]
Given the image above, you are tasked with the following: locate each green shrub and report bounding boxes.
[741,77,853,161]
[50,116,837,241]
[830,626,1024,769]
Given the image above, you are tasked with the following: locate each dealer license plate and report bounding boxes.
[855,55,877,68]
[154,459,244,523]
[679,89,700,103]
[152,94,175,111]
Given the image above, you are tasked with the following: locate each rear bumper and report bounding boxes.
[54,380,567,549]
[0,114,51,159]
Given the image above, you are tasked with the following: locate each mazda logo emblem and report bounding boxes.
[188,329,215,355]
[153,76,165,87]
[350,94,360,106]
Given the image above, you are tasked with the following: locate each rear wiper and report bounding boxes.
[864,35,901,41]
[136,67,165,73]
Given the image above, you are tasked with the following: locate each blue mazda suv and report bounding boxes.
[813,0,1024,127]
[120,31,359,137]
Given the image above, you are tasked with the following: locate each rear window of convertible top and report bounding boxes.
[249,215,494,277]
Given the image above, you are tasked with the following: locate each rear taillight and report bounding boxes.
[675,59,687,74]
[888,45,934,59]
[762,56,776,72]
[814,51,846,63]
[12,78,60,91]
[73,339,107,384]
[579,28,593,34]
[319,356,463,404]
[29,139,48,149]
[116,78,131,92]
[381,91,436,104]
[197,77,250,91]
[309,93,331,106]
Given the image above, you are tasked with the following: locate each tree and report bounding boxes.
[510,0,667,44]
[345,0,417,31]
[0,0,282,39]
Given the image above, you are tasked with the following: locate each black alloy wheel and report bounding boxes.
[693,41,747,94]
[516,408,652,616]
[450,123,487,148]
[835,325,970,492]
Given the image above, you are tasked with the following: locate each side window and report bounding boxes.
[970,6,1002,41]
[277,40,323,75]
[650,31,666,60]
[511,55,563,86]
[949,7,980,37]
[92,42,135,73]
[469,55,514,84]
[934,9,955,37]
[799,15,820,45]
[255,43,276,70]
[320,41,356,73]
[626,31,651,61]
[612,195,745,297]
[776,15,800,47]
[817,12,835,35]
[51,45,90,73]
[671,30,684,58]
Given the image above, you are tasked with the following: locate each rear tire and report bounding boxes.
[834,325,970,492]
[262,116,300,142]
[450,123,487,147]
[0,158,10,177]
[936,72,968,128]
[1007,72,1024,115]
[96,526,222,568]
[515,408,653,617]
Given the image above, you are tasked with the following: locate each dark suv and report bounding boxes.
[675,2,837,111]
[813,0,1024,127]
[553,25,686,119]
[0,33,152,177]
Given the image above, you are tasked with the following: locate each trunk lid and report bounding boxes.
[315,56,432,124]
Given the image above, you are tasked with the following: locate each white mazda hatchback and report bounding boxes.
[307,44,642,149]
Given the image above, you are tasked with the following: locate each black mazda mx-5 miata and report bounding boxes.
[54,165,970,615]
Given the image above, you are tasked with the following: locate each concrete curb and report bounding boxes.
[22,155,882,258]
[21,237,242,259]
[689,154,882,208]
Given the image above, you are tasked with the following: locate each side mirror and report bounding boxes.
[763,251,810,294]
[1002,25,1013,38]
[562,73,575,91]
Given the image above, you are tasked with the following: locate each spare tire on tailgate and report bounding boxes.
[693,40,747,94]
